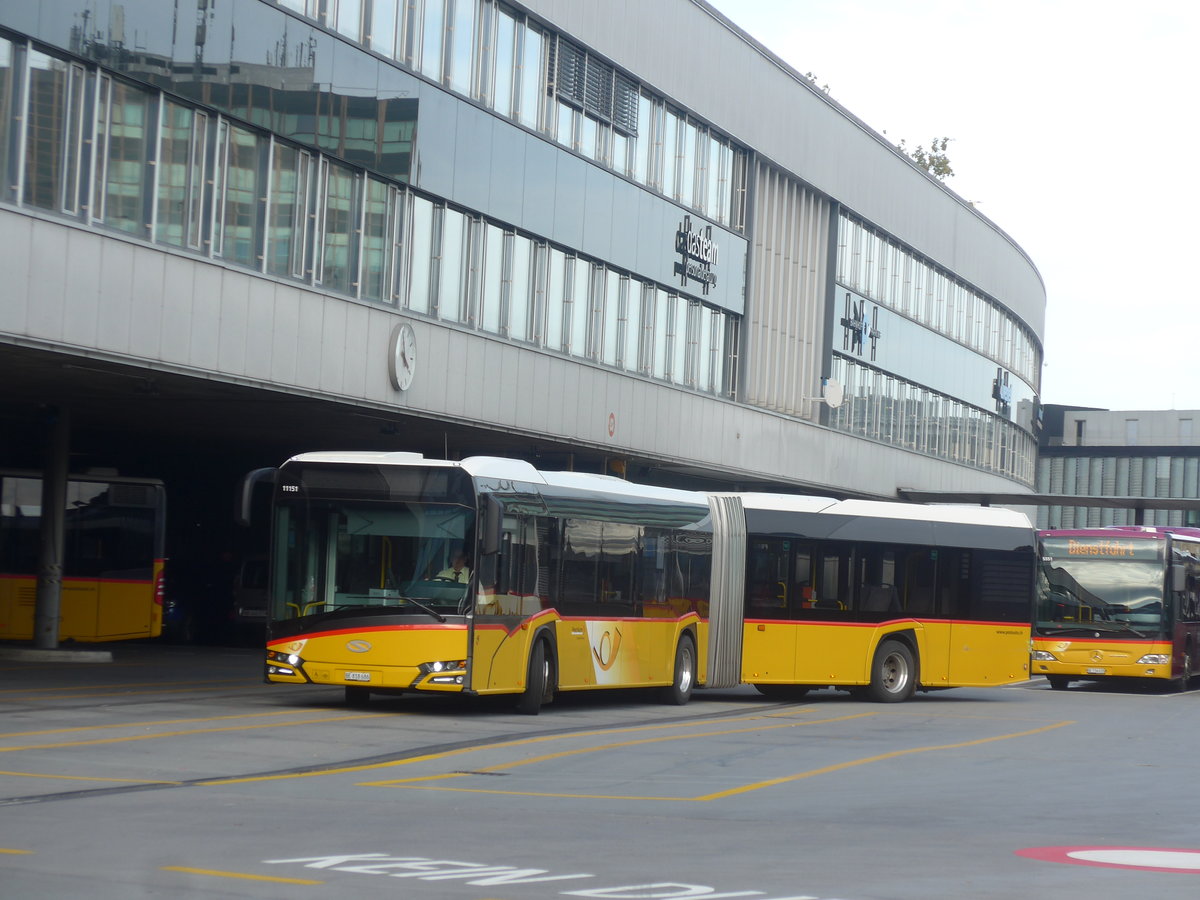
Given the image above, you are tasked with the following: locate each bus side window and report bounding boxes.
[938,549,971,618]
[791,545,813,618]
[903,550,936,615]
[814,543,853,616]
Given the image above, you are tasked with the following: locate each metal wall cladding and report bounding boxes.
[522,0,1045,336]
[742,162,830,419]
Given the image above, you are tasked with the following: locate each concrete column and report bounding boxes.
[33,406,70,650]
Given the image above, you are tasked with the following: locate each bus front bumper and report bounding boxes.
[1031,647,1173,681]
[265,649,467,692]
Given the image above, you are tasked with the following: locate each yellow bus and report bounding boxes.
[0,471,166,641]
[1033,527,1200,690]
[258,453,1034,712]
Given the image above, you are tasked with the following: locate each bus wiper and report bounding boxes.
[1104,620,1147,639]
[399,595,447,623]
[1039,622,1148,638]
[1038,626,1107,636]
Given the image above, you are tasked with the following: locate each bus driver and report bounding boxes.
[436,553,471,584]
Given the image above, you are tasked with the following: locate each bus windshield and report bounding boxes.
[270,498,475,621]
[1037,537,1166,638]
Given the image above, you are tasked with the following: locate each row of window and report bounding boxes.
[1037,455,1200,530]
[829,355,1037,485]
[747,538,1031,623]
[0,37,738,396]
[277,0,749,229]
[495,516,711,618]
[836,213,1041,387]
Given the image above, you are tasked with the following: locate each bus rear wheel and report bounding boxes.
[865,639,916,703]
[659,635,696,705]
[515,639,554,715]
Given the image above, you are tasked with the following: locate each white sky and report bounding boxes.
[705,0,1199,412]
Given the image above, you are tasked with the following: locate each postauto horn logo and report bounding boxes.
[346,640,372,653]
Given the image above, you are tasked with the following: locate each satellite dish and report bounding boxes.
[823,378,844,409]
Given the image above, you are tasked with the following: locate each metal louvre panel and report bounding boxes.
[555,38,585,105]
[705,493,745,689]
[583,56,613,120]
[612,73,638,134]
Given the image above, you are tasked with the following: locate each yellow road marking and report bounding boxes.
[698,719,1075,800]
[161,866,322,885]
[0,713,387,753]
[0,848,33,854]
[0,709,328,738]
[200,707,824,786]
[363,717,1075,802]
[0,769,182,784]
[362,711,880,786]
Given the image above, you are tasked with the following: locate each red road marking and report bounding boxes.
[1017,846,1200,874]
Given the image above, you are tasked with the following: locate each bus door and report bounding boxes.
[900,548,952,683]
[794,542,861,683]
[474,512,545,692]
[1170,540,1200,678]
[743,538,796,682]
[948,550,1031,685]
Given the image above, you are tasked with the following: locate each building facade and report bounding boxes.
[1038,405,1200,528]
[0,0,1045,507]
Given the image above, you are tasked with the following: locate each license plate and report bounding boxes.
[344,671,371,682]
[1086,667,1106,675]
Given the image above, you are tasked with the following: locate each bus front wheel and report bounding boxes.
[865,640,916,703]
[1047,676,1071,691]
[659,635,696,705]
[515,640,554,715]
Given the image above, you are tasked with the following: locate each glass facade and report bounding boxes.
[0,26,737,397]
[831,213,1042,484]
[279,0,749,231]
[0,2,1041,486]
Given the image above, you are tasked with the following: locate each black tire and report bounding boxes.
[753,683,811,701]
[659,635,696,705]
[1047,675,1071,691]
[1171,651,1191,693]
[345,686,371,707]
[515,639,553,715]
[865,639,916,703]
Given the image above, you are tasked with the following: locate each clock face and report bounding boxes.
[390,322,416,391]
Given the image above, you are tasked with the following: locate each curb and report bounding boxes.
[0,647,113,663]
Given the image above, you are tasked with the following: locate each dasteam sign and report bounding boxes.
[674,215,718,295]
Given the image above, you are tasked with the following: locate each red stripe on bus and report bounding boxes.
[268,622,467,645]
[743,617,1029,629]
[0,574,152,585]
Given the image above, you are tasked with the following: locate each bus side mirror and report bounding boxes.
[1172,565,1188,593]
[482,494,503,556]
[236,468,277,527]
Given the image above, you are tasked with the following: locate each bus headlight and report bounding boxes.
[1031,650,1057,661]
[419,660,466,674]
[267,649,305,667]
[1137,654,1170,665]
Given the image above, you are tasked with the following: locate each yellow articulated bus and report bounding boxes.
[1033,527,1200,690]
[256,452,1034,713]
[0,471,166,641]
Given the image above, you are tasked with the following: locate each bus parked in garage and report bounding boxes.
[256,452,1034,712]
[0,471,166,641]
[1034,526,1200,690]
